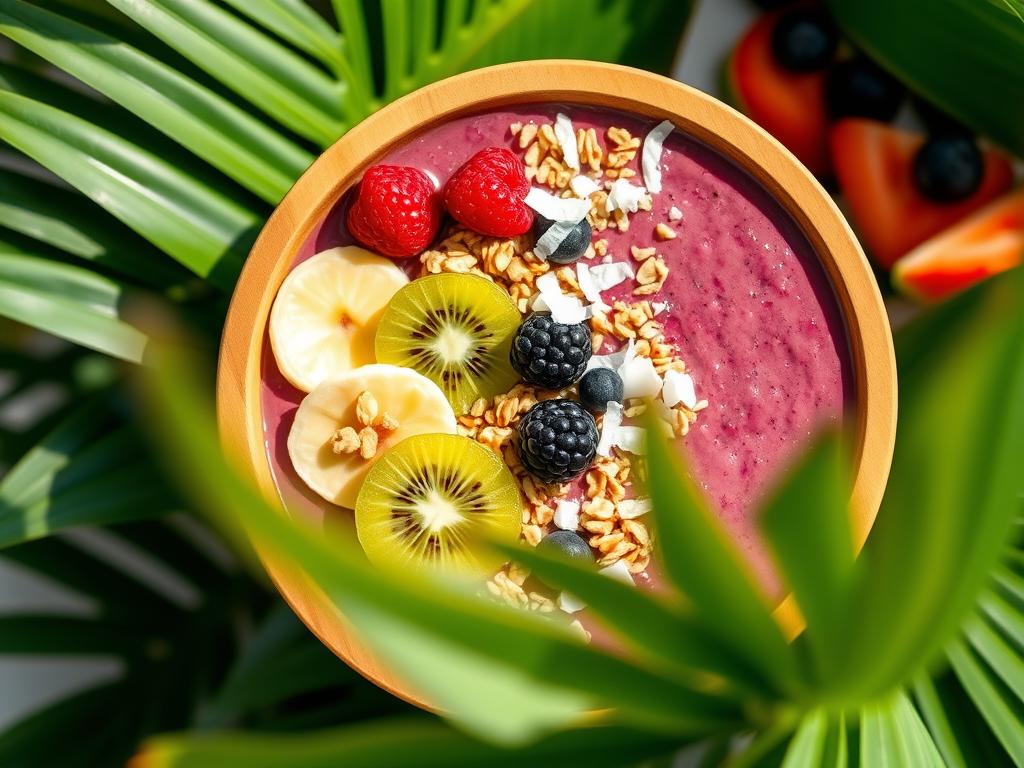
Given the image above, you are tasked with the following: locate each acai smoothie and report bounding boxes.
[262,102,852,600]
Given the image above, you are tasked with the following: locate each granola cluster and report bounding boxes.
[328,391,399,460]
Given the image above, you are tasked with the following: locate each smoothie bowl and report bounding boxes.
[217,61,896,707]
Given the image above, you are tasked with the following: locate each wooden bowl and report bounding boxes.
[217,61,897,710]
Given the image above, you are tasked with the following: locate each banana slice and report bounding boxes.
[270,246,409,392]
[288,364,457,509]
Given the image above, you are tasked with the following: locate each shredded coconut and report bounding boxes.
[554,500,580,531]
[570,174,599,197]
[587,262,635,292]
[617,497,652,520]
[619,355,663,399]
[554,113,580,171]
[576,262,600,303]
[605,178,648,215]
[599,559,635,585]
[534,272,587,324]
[525,187,591,222]
[662,369,698,409]
[668,205,684,221]
[558,591,586,613]
[651,301,668,316]
[642,119,674,194]
[596,401,623,457]
[613,425,647,455]
[585,339,635,373]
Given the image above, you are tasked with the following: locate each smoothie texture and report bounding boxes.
[262,103,852,592]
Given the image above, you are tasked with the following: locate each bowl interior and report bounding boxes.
[217,61,896,709]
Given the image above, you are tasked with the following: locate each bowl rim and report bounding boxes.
[216,60,897,711]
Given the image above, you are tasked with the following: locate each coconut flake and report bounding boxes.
[558,591,586,613]
[576,262,601,303]
[617,497,652,520]
[534,272,587,324]
[535,220,580,259]
[613,426,647,455]
[525,187,591,222]
[570,174,599,198]
[554,113,580,171]
[619,355,663,399]
[662,369,697,409]
[642,119,674,194]
[587,262,635,292]
[596,400,623,457]
[651,301,668,316]
[554,500,580,531]
[668,205,684,221]
[599,559,635,585]
[586,339,635,373]
[605,179,648,215]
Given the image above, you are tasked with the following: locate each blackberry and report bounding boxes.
[517,399,599,484]
[510,313,592,390]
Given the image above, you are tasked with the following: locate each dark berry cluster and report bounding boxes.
[510,313,592,390]
[516,399,599,484]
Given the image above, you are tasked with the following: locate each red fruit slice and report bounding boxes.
[727,10,830,177]
[830,119,1014,269]
[892,188,1024,302]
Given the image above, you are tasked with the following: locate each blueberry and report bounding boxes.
[770,8,838,73]
[913,135,984,203]
[578,368,624,413]
[825,56,905,122]
[532,214,592,265]
[538,530,594,564]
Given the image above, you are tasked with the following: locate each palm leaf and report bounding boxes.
[0,80,258,289]
[133,719,680,768]
[0,238,148,361]
[0,169,189,288]
[0,0,314,203]
[105,0,346,145]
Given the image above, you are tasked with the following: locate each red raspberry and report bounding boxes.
[443,147,533,237]
[347,165,441,258]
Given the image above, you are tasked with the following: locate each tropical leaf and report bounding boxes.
[132,718,680,768]
[0,85,257,289]
[0,169,189,288]
[0,0,314,203]
[0,237,148,361]
[836,268,1024,697]
[827,0,1024,156]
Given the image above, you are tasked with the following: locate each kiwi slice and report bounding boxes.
[374,273,521,412]
[355,433,522,575]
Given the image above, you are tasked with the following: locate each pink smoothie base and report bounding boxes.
[260,103,853,596]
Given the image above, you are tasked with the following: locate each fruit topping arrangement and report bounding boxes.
[728,1,1021,299]
[271,111,709,629]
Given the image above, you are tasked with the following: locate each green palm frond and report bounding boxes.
[131,268,1024,765]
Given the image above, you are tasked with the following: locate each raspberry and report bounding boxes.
[510,313,592,390]
[517,399,598,484]
[347,165,442,258]
[444,147,533,237]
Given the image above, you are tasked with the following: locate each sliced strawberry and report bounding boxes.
[893,188,1024,302]
[830,119,1014,269]
[444,147,533,237]
[727,9,830,177]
